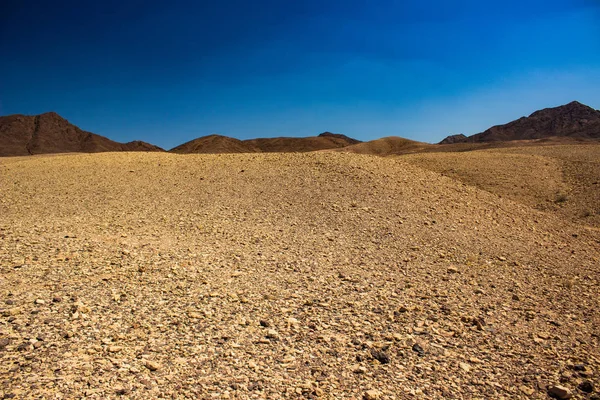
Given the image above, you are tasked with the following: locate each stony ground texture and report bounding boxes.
[402,144,600,228]
[1,151,599,399]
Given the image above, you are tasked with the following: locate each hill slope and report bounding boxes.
[402,143,600,227]
[0,152,598,398]
[440,101,600,144]
[171,132,360,153]
[0,112,163,156]
[336,136,434,155]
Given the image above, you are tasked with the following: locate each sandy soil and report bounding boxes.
[1,151,598,399]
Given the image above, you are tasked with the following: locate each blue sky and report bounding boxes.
[1,0,599,149]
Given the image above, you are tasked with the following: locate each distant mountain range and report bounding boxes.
[439,101,600,144]
[1,101,599,157]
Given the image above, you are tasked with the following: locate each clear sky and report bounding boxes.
[1,0,599,149]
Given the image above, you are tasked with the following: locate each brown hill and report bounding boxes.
[336,136,433,156]
[170,135,260,154]
[170,131,360,154]
[440,101,600,144]
[0,112,163,156]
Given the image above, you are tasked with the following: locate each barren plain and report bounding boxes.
[1,148,599,399]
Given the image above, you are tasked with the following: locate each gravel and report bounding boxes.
[0,151,598,399]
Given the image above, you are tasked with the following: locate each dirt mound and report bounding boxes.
[1,151,598,398]
[0,112,163,156]
[440,101,600,144]
[171,132,361,153]
[336,136,433,155]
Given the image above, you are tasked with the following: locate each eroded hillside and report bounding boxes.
[401,144,600,228]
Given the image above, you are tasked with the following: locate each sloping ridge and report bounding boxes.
[440,101,600,144]
[170,131,361,154]
[0,112,164,156]
[336,136,433,156]
[170,135,261,154]
[439,134,467,144]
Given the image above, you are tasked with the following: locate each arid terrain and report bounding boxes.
[402,144,600,228]
[1,147,599,399]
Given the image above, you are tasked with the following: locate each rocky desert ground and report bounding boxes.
[1,148,599,399]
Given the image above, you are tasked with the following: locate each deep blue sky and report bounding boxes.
[1,0,599,149]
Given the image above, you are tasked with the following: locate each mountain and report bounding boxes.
[440,101,600,144]
[0,112,163,156]
[170,132,361,154]
[439,134,467,144]
[169,135,260,154]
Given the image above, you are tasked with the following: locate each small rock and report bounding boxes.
[578,381,594,393]
[512,294,520,301]
[548,385,572,399]
[370,349,391,364]
[35,299,46,305]
[144,360,161,371]
[537,332,550,340]
[352,364,367,374]
[459,362,471,372]
[115,387,128,395]
[412,343,425,356]
[520,385,535,396]
[0,338,10,350]
[447,266,459,274]
[259,320,270,328]
[2,308,21,317]
[108,346,122,353]
[266,329,279,339]
[17,342,31,351]
[364,389,382,400]
[73,302,91,314]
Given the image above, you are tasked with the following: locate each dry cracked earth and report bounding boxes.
[1,150,599,399]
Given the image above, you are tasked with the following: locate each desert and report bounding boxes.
[1,143,599,399]
[2,1,600,397]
